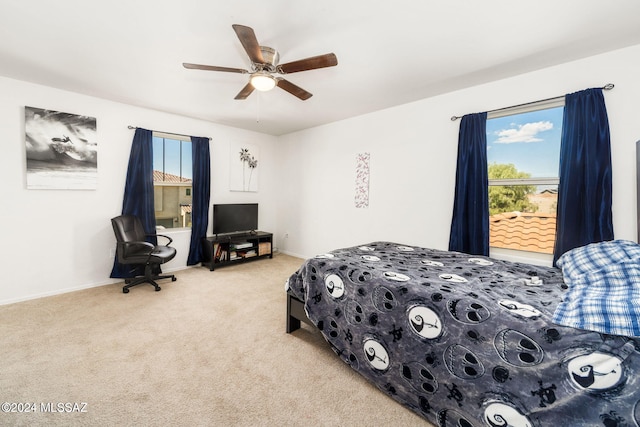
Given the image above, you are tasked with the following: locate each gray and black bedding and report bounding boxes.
[285,241,640,426]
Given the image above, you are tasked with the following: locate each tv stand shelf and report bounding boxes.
[202,231,272,271]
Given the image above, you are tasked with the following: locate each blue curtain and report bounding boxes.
[186,136,211,265]
[553,88,613,264]
[110,128,156,278]
[448,112,489,255]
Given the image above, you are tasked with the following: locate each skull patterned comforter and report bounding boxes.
[285,241,640,427]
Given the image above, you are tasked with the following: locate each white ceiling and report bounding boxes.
[2,1,640,136]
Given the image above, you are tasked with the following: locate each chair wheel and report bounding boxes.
[123,288,129,294]
[172,277,177,282]
[155,286,161,292]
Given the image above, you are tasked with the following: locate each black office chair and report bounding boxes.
[111,215,177,293]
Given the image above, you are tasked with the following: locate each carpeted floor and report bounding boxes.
[0,254,429,426]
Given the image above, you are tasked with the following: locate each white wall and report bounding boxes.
[0,76,279,305]
[276,44,640,263]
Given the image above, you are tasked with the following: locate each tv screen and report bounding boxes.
[212,203,258,234]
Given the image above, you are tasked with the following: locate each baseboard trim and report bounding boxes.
[277,249,308,259]
[0,265,193,306]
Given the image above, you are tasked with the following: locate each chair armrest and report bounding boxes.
[120,241,155,257]
[148,233,173,246]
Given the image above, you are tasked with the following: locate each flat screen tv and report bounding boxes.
[212,203,258,235]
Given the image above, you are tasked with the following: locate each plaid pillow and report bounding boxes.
[553,259,640,337]
[557,240,640,281]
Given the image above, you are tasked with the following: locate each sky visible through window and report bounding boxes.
[486,106,563,178]
[153,136,192,180]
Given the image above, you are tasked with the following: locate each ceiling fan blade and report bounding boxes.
[183,63,248,74]
[276,78,312,100]
[234,82,255,100]
[232,24,264,64]
[278,53,338,74]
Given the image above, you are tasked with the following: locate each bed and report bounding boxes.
[285,240,640,426]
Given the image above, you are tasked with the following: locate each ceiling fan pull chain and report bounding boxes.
[256,91,261,123]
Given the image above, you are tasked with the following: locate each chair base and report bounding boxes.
[122,265,177,293]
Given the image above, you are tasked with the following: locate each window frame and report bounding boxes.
[486,97,564,265]
[152,132,193,231]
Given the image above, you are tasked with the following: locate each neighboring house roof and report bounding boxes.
[153,170,192,183]
[490,211,556,254]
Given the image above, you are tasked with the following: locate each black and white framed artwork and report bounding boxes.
[25,106,97,189]
[229,142,259,192]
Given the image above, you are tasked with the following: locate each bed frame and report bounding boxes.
[286,293,313,333]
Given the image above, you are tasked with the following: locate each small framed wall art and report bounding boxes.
[355,152,370,208]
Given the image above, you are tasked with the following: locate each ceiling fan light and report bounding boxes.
[250,72,276,91]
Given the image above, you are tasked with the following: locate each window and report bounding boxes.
[152,133,192,229]
[486,100,563,255]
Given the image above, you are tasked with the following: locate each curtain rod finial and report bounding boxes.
[451,115,460,121]
[603,83,614,90]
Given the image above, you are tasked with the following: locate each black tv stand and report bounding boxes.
[202,231,273,271]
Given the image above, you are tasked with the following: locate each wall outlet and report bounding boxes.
[284,232,289,239]
[109,248,116,258]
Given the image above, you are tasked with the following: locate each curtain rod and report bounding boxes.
[127,125,212,141]
[450,83,614,121]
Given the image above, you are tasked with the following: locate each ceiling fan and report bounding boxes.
[183,24,338,101]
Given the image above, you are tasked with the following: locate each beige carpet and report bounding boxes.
[0,254,430,426]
